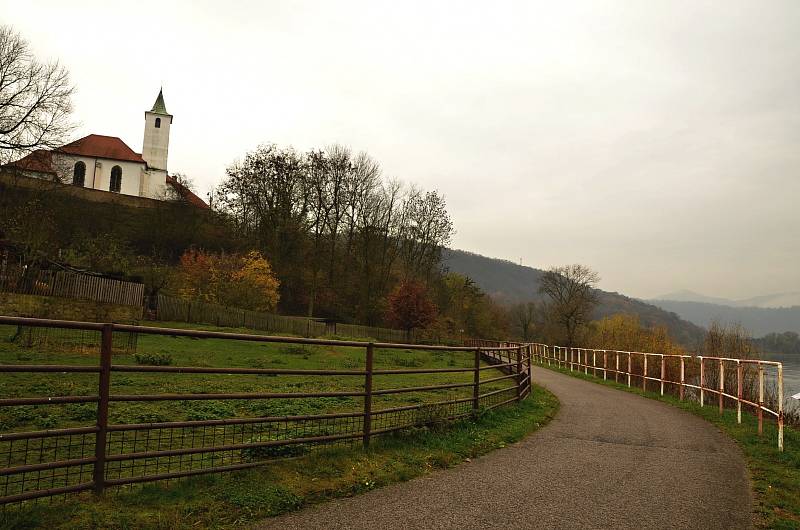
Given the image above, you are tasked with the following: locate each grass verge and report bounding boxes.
[535,362,800,529]
[1,385,558,530]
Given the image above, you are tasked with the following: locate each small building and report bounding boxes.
[6,89,206,207]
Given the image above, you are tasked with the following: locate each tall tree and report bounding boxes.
[539,264,600,346]
[0,25,74,165]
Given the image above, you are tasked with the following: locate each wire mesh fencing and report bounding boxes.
[0,316,532,507]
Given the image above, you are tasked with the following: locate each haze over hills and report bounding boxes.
[647,300,800,337]
[654,290,800,309]
[442,249,705,347]
[648,290,800,337]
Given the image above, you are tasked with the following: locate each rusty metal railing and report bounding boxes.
[527,343,785,451]
[0,316,532,505]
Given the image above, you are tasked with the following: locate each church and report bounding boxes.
[7,89,206,207]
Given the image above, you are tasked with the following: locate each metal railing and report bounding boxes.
[527,343,785,451]
[0,316,532,505]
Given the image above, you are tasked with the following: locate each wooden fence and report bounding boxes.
[0,269,144,308]
[155,295,422,343]
[0,316,531,504]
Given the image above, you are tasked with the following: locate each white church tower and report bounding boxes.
[140,89,172,197]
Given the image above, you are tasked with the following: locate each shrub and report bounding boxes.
[241,433,310,460]
[134,352,173,366]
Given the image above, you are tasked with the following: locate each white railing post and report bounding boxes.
[700,357,704,407]
[778,363,784,452]
[679,357,685,401]
[736,361,742,424]
[627,352,631,387]
[758,363,764,435]
[660,355,665,396]
[719,360,724,415]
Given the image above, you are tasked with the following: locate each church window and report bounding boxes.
[155,117,161,128]
[73,161,86,187]
[110,166,122,193]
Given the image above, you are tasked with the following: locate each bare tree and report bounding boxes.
[512,301,538,341]
[0,25,75,165]
[539,264,600,346]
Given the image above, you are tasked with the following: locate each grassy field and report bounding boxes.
[0,321,516,432]
[534,361,800,530]
[0,321,558,528]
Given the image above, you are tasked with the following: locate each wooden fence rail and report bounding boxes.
[0,315,531,505]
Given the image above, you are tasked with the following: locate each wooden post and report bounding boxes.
[603,351,607,380]
[615,353,619,383]
[660,355,665,396]
[679,357,685,401]
[700,357,705,407]
[473,348,481,415]
[363,343,374,448]
[527,345,533,392]
[93,323,113,495]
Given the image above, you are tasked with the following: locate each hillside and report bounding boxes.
[442,249,706,347]
[648,300,800,337]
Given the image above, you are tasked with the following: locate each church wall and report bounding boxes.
[56,154,145,197]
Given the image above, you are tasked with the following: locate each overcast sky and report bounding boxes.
[4,1,799,300]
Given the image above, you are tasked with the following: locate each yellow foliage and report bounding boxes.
[177,249,280,312]
[586,314,685,355]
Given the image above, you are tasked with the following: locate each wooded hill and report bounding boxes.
[646,299,800,338]
[442,249,706,348]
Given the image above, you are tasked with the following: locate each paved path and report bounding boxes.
[254,366,753,529]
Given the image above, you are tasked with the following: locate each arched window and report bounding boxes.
[110,165,122,193]
[73,161,86,187]
[155,117,161,128]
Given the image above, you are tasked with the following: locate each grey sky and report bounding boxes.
[4,0,799,300]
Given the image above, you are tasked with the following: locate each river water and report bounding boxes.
[761,352,800,403]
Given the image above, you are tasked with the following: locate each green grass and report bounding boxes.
[535,361,800,529]
[0,321,513,432]
[0,385,559,529]
[0,321,557,528]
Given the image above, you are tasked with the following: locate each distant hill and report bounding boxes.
[647,299,800,337]
[442,249,705,347]
[653,289,800,309]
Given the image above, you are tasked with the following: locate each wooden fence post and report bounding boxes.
[679,357,685,401]
[93,323,113,495]
[473,348,481,415]
[527,345,533,392]
[363,343,374,448]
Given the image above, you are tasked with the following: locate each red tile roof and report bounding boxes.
[59,134,146,164]
[166,175,210,209]
[4,149,57,175]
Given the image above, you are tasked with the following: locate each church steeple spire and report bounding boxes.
[150,88,169,115]
[142,88,172,171]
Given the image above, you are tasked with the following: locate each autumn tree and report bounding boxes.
[386,280,438,338]
[176,249,280,312]
[539,264,600,346]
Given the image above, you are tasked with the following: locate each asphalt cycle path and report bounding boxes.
[254,366,752,529]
